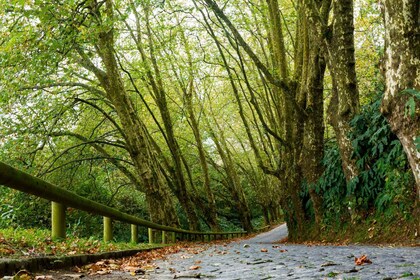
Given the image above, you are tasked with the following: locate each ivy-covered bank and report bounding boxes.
[301,94,418,243]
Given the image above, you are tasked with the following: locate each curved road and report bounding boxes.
[36,224,419,279]
[149,224,419,279]
[245,223,288,244]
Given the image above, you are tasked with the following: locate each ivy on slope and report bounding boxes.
[315,94,415,225]
[349,96,414,216]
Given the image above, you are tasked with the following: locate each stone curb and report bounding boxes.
[0,246,164,277]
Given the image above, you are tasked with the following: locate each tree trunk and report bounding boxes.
[299,0,331,225]
[184,83,219,231]
[262,206,270,225]
[327,0,360,182]
[266,0,305,238]
[156,94,200,230]
[210,127,253,232]
[128,4,200,230]
[79,0,179,226]
[380,0,420,198]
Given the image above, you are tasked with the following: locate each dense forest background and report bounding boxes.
[0,0,418,242]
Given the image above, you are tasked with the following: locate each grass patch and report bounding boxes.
[326,271,339,277]
[0,228,162,258]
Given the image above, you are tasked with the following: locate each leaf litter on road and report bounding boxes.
[355,254,372,265]
[59,241,220,277]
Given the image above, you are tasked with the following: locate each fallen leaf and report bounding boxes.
[261,248,268,252]
[96,270,110,275]
[194,260,202,264]
[14,270,33,280]
[189,265,201,270]
[169,267,177,274]
[355,255,372,265]
[279,249,288,253]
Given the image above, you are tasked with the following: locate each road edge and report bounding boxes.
[0,245,165,277]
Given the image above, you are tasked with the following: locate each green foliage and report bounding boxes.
[0,188,50,229]
[315,93,415,225]
[315,142,347,223]
[349,95,414,215]
[415,136,420,151]
[401,88,420,118]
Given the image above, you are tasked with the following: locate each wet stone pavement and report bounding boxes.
[30,224,419,279]
[147,224,419,280]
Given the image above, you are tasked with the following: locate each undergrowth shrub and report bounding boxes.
[315,93,415,226]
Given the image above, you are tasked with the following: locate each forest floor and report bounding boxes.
[15,224,419,280]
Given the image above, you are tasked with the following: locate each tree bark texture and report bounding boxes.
[266,0,306,238]
[298,0,331,225]
[380,0,420,197]
[82,0,179,227]
[327,0,360,182]
[127,4,200,230]
[210,128,253,232]
[184,83,219,231]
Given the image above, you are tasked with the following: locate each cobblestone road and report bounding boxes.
[30,224,419,280]
[147,224,419,280]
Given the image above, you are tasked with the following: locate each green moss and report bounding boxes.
[326,271,339,277]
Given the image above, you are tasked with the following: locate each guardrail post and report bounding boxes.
[103,217,113,242]
[131,224,138,243]
[51,202,66,240]
[148,228,154,244]
[162,230,166,244]
[171,232,176,243]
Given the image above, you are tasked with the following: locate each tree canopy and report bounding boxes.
[0,0,418,241]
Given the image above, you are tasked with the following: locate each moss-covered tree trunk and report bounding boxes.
[176,18,219,230]
[298,0,331,225]
[210,127,253,232]
[380,0,420,197]
[266,0,305,239]
[125,4,200,230]
[327,0,360,182]
[184,83,219,231]
[78,0,179,226]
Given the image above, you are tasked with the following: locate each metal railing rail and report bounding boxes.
[0,161,246,243]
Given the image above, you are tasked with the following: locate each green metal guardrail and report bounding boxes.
[0,161,246,243]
